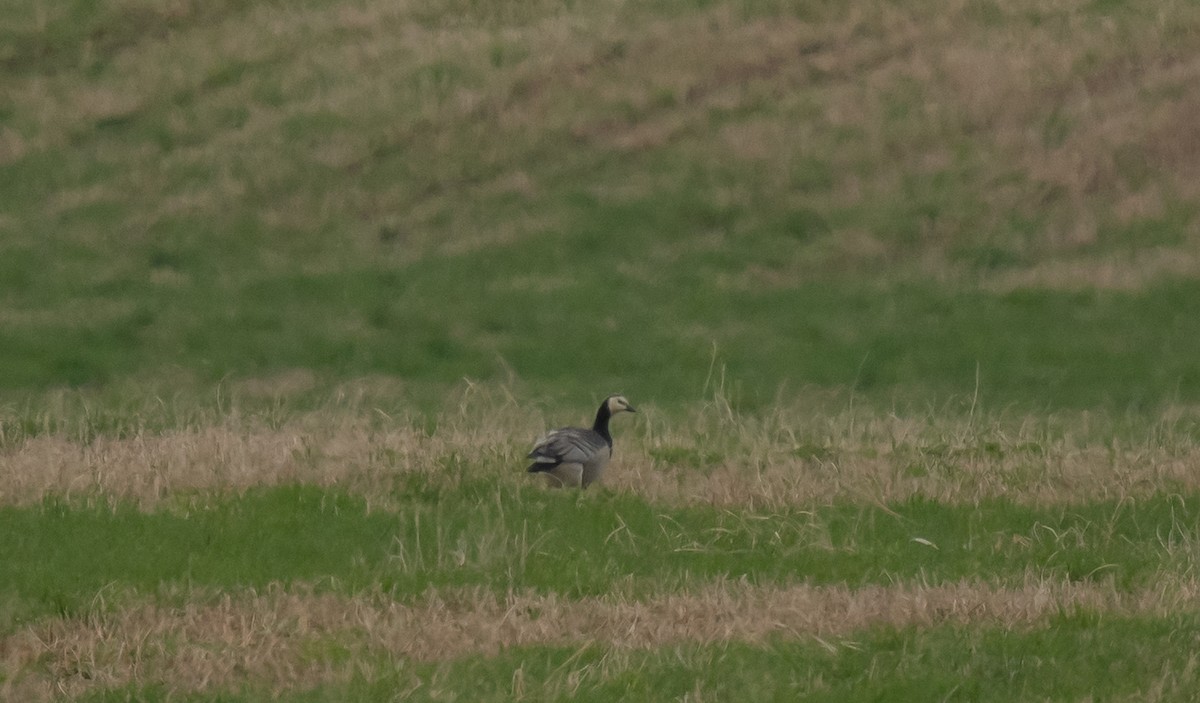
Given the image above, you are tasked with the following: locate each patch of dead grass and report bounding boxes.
[981,247,1200,292]
[3,576,1197,700]
[620,403,1200,508]
[3,393,1200,509]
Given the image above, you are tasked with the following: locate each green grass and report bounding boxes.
[4,0,1200,699]
[74,613,1200,702]
[3,484,1197,627]
[312,615,1200,702]
[5,260,1200,412]
[3,0,1200,415]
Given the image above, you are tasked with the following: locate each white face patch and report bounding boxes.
[608,395,632,413]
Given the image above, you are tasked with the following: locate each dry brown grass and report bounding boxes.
[4,575,1198,700]
[3,391,1200,509]
[982,247,1200,292]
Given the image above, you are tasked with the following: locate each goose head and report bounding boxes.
[605,394,637,415]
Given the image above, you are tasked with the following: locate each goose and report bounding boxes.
[527,394,637,488]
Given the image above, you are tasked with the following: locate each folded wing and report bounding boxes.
[527,428,606,470]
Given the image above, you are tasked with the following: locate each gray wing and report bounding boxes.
[528,427,607,466]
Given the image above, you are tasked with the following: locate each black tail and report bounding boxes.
[527,462,557,473]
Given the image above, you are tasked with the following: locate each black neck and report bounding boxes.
[592,401,613,444]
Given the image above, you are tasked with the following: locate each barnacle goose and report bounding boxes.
[527,394,637,488]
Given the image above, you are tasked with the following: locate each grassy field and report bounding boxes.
[3,0,1200,699]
